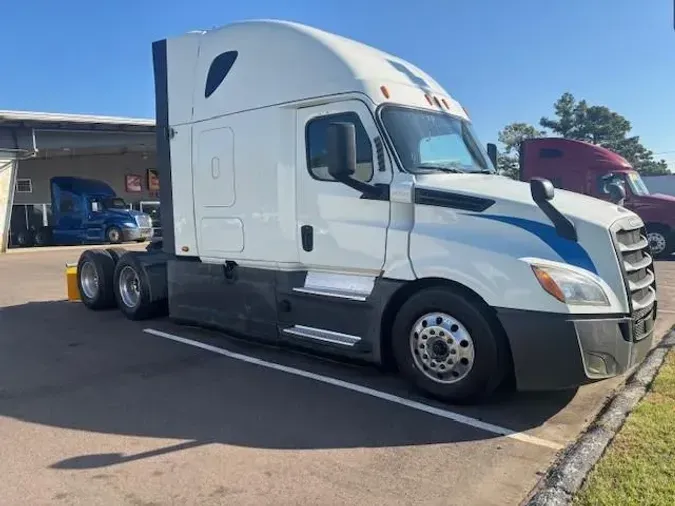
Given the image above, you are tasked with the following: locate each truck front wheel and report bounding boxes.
[391,287,509,404]
[646,225,673,259]
[106,226,123,244]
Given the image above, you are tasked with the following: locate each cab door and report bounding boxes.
[277,99,393,353]
[295,100,391,275]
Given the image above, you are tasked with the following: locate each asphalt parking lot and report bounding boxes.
[1,246,674,506]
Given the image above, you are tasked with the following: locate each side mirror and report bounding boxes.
[530,177,555,202]
[608,182,626,205]
[487,143,498,169]
[326,122,357,180]
[91,201,101,213]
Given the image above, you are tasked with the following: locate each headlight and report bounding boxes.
[531,264,609,306]
[122,221,136,228]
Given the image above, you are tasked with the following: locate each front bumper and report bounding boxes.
[122,227,154,242]
[497,306,655,391]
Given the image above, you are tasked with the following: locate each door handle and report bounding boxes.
[301,225,313,252]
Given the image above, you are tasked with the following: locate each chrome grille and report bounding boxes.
[134,214,152,229]
[613,224,656,341]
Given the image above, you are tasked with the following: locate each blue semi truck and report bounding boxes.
[13,176,154,247]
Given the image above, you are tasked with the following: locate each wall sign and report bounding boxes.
[125,174,143,193]
[147,168,160,192]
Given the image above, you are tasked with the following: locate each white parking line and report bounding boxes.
[144,328,564,451]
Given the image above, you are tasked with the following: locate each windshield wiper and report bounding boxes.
[416,164,465,173]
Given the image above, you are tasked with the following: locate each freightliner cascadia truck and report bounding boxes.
[72,20,657,403]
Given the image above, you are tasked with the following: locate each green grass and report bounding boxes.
[574,351,675,506]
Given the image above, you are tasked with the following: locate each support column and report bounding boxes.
[0,155,18,253]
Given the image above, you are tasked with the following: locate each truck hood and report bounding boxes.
[635,193,675,204]
[628,193,675,226]
[414,173,632,229]
[106,208,143,218]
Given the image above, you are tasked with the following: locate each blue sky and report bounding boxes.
[2,0,673,166]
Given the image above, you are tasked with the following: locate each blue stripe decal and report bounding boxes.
[472,214,598,274]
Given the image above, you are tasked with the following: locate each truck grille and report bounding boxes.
[613,223,656,341]
[135,215,152,229]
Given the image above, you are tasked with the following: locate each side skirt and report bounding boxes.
[167,259,278,343]
[166,258,403,364]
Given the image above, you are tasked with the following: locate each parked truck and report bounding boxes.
[72,20,657,403]
[22,176,154,247]
[129,200,162,237]
[518,137,675,258]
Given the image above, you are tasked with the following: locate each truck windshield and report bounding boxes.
[380,105,494,174]
[141,203,161,219]
[103,197,128,209]
[626,171,650,196]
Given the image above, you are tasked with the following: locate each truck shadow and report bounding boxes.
[0,300,576,469]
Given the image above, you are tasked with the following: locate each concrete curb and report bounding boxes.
[525,330,675,506]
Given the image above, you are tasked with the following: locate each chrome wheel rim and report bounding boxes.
[648,232,666,256]
[80,261,99,299]
[119,266,141,308]
[109,228,120,242]
[409,312,475,384]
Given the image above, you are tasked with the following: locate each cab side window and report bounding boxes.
[596,175,620,195]
[306,112,374,183]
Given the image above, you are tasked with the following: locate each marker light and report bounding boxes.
[424,94,433,105]
[380,85,390,99]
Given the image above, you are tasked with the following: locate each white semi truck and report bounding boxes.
[74,20,657,403]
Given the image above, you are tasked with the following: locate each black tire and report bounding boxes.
[15,230,34,248]
[646,225,673,259]
[113,252,161,321]
[106,226,123,244]
[34,227,52,247]
[105,247,127,264]
[77,249,116,310]
[391,287,509,404]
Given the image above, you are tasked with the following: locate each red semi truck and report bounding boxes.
[519,138,675,258]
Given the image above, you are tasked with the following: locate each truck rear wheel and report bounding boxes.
[77,249,116,310]
[105,247,127,264]
[15,230,34,248]
[391,287,509,404]
[113,252,162,320]
[34,227,52,247]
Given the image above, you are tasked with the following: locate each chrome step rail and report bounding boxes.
[282,325,361,347]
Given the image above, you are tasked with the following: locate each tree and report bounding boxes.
[540,93,669,175]
[496,122,545,179]
[496,152,520,180]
